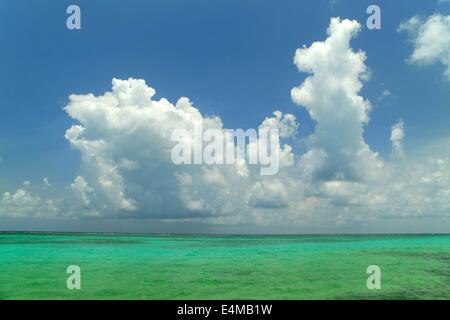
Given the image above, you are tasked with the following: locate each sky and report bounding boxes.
[0,0,449,233]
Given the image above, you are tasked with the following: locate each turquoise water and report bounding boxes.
[0,232,449,299]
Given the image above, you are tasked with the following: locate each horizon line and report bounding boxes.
[1,230,449,236]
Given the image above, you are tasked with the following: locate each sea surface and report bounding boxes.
[0,232,449,299]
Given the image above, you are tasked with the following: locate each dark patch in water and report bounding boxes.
[427,268,450,279]
[368,251,450,262]
[0,240,145,246]
[332,289,445,300]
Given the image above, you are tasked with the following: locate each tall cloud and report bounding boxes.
[291,17,383,183]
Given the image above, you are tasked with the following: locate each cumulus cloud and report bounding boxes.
[248,180,290,209]
[399,14,450,79]
[291,17,383,183]
[0,188,57,218]
[1,17,449,229]
[259,111,298,138]
[62,77,299,221]
[286,18,450,224]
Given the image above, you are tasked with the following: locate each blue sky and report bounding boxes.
[0,0,449,233]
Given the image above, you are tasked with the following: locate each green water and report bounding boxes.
[0,232,449,299]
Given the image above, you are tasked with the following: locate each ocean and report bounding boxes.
[0,232,449,299]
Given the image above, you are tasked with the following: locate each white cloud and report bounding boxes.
[286,18,450,224]
[0,188,57,218]
[378,89,392,102]
[70,176,93,207]
[62,77,300,221]
[1,17,450,230]
[399,14,450,80]
[291,17,383,183]
[390,120,405,158]
[248,180,290,209]
[43,177,51,187]
[259,111,298,138]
